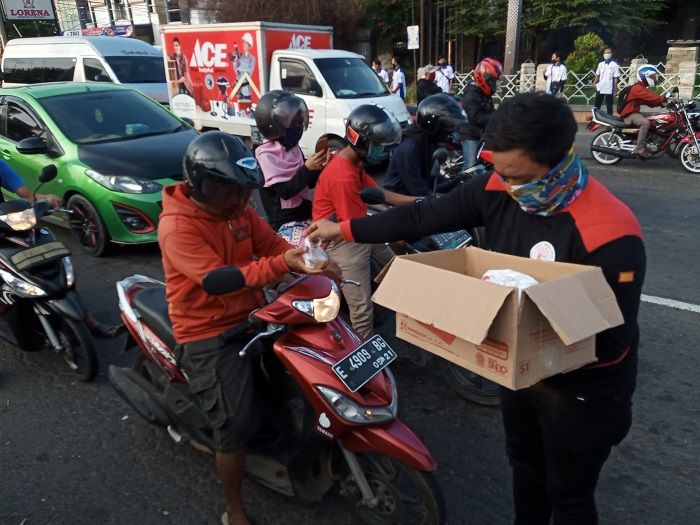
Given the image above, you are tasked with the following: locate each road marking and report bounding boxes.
[641,294,700,314]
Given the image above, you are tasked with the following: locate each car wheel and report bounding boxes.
[67,194,111,257]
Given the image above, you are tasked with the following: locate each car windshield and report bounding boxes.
[105,56,166,83]
[314,57,390,99]
[40,89,183,144]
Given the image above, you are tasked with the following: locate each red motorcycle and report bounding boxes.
[109,268,445,524]
[588,97,700,174]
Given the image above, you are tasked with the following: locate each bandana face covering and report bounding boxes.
[502,146,589,216]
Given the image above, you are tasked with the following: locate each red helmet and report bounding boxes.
[474,58,503,96]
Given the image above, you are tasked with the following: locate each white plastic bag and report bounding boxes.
[482,269,539,295]
[302,237,328,270]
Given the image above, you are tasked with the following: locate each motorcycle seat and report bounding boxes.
[132,286,175,350]
[593,108,626,127]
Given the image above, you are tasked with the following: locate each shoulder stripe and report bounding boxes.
[485,173,507,192]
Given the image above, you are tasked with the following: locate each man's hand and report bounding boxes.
[284,247,326,274]
[305,220,343,243]
[37,194,62,210]
[305,150,328,171]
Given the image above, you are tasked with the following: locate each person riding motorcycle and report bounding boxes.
[461,58,503,169]
[254,90,327,246]
[619,64,667,157]
[383,93,469,197]
[157,132,325,525]
[312,105,418,338]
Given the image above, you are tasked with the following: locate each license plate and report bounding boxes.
[430,230,472,250]
[332,335,397,392]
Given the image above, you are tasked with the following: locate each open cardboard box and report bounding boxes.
[372,247,624,390]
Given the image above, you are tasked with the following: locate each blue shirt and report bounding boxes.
[0,161,24,193]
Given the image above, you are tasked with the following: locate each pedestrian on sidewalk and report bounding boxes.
[594,47,621,114]
[544,51,567,99]
[372,58,390,84]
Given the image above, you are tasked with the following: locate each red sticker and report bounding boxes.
[346,126,360,146]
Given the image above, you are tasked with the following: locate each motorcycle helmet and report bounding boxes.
[345,104,402,161]
[254,90,309,145]
[637,64,659,87]
[416,93,469,142]
[474,58,503,96]
[183,132,261,214]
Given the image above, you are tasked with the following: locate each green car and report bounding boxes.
[0,82,198,256]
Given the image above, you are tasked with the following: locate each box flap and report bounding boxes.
[372,257,514,345]
[523,267,624,345]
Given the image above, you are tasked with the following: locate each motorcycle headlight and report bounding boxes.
[0,268,47,297]
[0,207,37,231]
[63,257,75,288]
[85,169,162,194]
[293,282,341,322]
[316,377,397,425]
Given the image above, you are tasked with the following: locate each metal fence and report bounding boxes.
[453,62,694,104]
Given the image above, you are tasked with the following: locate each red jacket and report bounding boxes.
[312,154,377,222]
[619,82,665,118]
[158,183,291,343]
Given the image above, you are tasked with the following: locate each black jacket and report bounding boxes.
[382,125,437,197]
[258,163,320,230]
[460,82,495,140]
[417,78,442,104]
[349,172,645,387]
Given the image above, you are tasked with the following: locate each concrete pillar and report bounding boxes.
[519,61,535,93]
[678,61,697,100]
[628,58,648,86]
[535,63,549,92]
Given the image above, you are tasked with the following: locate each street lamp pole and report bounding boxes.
[503,0,523,75]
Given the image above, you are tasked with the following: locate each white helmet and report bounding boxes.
[637,64,659,87]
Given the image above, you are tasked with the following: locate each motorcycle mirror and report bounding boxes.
[359,187,386,205]
[202,267,246,295]
[39,164,58,183]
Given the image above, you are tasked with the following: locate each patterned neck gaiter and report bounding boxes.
[501,146,589,216]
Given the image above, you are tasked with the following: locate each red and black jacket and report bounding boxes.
[345,172,645,385]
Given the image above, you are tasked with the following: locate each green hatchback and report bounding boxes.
[0,83,198,256]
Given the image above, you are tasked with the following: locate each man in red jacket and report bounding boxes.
[159,132,322,525]
[619,64,667,156]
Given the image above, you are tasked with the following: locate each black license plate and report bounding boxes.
[430,230,472,250]
[332,335,397,392]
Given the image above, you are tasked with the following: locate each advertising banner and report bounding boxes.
[4,0,55,21]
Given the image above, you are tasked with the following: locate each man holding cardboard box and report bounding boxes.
[307,92,646,524]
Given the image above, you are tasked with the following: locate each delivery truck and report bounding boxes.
[161,22,411,155]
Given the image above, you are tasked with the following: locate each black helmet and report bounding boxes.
[183,131,261,206]
[416,93,469,142]
[345,104,402,160]
[254,90,309,141]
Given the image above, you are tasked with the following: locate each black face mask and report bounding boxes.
[281,127,303,150]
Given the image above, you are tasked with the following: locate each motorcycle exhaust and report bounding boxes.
[108,365,174,427]
[590,144,636,159]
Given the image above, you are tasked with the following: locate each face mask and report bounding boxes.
[281,127,303,150]
[501,146,589,216]
[603,53,612,61]
[365,143,385,163]
[646,76,656,87]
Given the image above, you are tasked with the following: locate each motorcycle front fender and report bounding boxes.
[340,419,437,472]
[43,290,86,321]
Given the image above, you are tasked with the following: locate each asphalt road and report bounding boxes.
[1,131,699,525]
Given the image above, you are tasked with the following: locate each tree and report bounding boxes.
[355,0,412,43]
[565,32,605,74]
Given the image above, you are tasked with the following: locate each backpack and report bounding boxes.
[616,85,633,114]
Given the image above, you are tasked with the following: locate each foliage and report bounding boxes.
[356,0,413,42]
[443,0,506,38]
[565,32,605,74]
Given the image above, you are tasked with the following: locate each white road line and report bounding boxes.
[641,294,700,314]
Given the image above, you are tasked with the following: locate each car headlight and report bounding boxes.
[0,268,47,297]
[293,282,341,322]
[85,169,163,194]
[0,207,37,231]
[63,257,75,288]
[316,376,397,425]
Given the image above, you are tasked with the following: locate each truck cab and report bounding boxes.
[269,49,411,156]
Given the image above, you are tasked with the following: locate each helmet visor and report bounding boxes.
[367,114,402,147]
[272,97,309,133]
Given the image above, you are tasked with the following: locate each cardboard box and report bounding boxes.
[372,247,624,390]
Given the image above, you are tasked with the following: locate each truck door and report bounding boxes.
[278,58,325,155]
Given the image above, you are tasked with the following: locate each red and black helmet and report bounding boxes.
[474,58,503,96]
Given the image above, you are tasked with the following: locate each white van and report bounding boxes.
[1,36,169,104]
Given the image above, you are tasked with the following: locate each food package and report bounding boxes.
[482,269,539,295]
[303,237,328,270]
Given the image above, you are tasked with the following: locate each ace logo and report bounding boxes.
[289,33,312,49]
[189,39,228,69]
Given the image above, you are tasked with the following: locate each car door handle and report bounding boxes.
[0,149,11,160]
